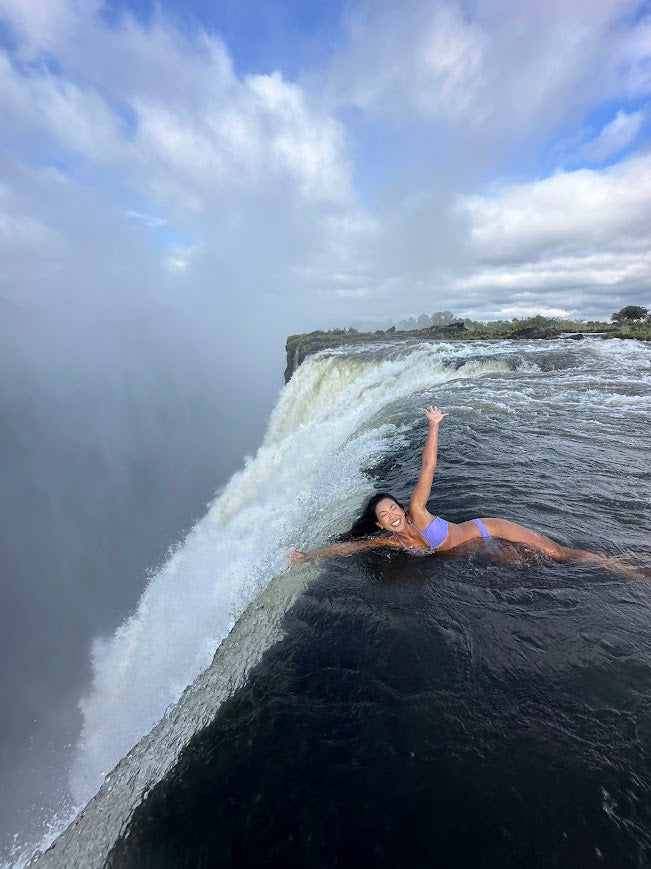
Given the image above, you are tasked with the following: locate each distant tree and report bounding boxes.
[611,305,649,323]
[417,313,431,328]
[387,325,396,333]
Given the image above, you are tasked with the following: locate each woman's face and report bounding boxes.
[375,498,406,532]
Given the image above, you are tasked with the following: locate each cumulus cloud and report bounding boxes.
[449,154,651,318]
[457,249,651,292]
[130,69,350,213]
[461,155,651,262]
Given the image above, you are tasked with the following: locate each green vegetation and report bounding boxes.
[285,309,651,381]
[611,305,650,323]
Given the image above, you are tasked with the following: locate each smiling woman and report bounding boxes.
[290,407,643,579]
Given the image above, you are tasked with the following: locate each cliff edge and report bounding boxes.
[285,319,651,382]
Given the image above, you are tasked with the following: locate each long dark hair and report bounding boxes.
[339,492,403,540]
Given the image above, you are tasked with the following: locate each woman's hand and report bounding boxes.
[289,548,308,566]
[424,405,448,425]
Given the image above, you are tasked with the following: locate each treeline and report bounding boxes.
[346,306,651,338]
[285,306,651,381]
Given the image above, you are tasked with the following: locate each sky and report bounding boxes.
[1,0,650,331]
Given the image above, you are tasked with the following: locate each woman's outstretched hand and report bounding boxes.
[289,548,308,566]
[424,405,448,425]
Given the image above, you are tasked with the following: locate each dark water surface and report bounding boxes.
[106,553,651,868]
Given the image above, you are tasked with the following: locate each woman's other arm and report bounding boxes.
[409,406,448,513]
[289,537,394,565]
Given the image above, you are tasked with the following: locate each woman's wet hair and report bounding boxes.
[339,492,403,540]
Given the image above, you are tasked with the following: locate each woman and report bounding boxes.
[290,407,640,577]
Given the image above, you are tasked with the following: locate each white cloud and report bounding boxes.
[445,156,651,317]
[456,250,651,292]
[0,2,352,212]
[579,108,646,162]
[130,69,349,211]
[327,0,650,152]
[0,0,89,59]
[330,1,485,121]
[0,52,127,165]
[461,155,651,262]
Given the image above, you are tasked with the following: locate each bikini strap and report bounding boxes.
[389,532,408,550]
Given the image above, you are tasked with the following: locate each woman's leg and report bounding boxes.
[480,518,644,578]
[480,519,582,561]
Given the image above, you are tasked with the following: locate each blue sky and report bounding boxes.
[1,0,650,331]
[99,0,347,77]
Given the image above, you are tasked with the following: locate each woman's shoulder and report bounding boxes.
[407,506,435,530]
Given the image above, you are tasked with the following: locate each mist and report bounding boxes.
[0,270,292,841]
[0,158,306,844]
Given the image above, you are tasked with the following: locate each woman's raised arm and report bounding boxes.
[409,406,448,513]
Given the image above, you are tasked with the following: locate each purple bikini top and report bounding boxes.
[418,516,449,549]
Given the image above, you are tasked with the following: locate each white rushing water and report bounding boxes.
[8,336,651,868]
[72,340,532,804]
